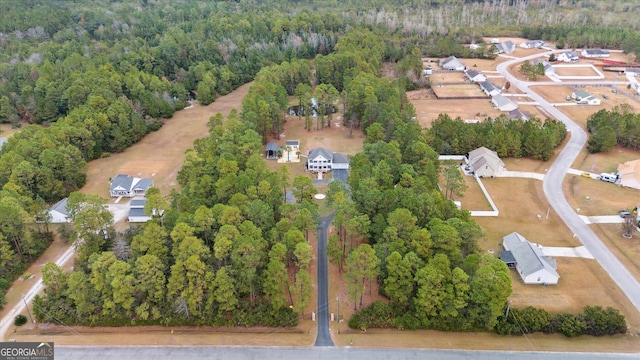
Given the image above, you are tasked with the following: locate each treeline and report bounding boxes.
[494,306,626,338]
[428,114,568,161]
[521,25,640,54]
[34,113,316,327]
[586,105,640,153]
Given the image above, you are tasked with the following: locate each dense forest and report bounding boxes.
[0,0,635,331]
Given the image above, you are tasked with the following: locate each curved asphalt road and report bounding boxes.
[497,53,640,312]
[314,213,335,347]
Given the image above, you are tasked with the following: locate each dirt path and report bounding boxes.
[0,83,252,341]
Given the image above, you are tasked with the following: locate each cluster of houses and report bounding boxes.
[48,174,156,224]
[463,68,520,113]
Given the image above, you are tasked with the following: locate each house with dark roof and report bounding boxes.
[581,49,610,58]
[507,109,531,121]
[128,198,152,223]
[48,197,71,223]
[479,81,501,96]
[265,142,281,159]
[501,232,559,285]
[306,147,350,172]
[439,56,466,71]
[110,174,154,198]
[468,147,505,178]
[464,69,487,83]
[496,40,516,54]
[491,94,518,112]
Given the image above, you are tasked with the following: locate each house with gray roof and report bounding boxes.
[464,69,487,83]
[468,146,505,178]
[520,40,544,49]
[307,147,350,172]
[500,232,559,285]
[479,81,501,96]
[491,94,518,112]
[128,198,152,223]
[496,40,516,54]
[439,56,466,71]
[581,48,610,58]
[531,59,555,76]
[48,197,71,223]
[110,174,154,198]
[557,50,579,62]
[507,109,531,121]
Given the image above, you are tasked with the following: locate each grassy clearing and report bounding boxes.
[432,84,487,98]
[553,66,600,77]
[412,98,503,127]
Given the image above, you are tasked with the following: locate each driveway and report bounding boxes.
[331,169,348,185]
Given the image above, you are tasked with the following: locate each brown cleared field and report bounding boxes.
[572,145,640,175]
[411,98,503,127]
[552,65,600,77]
[431,71,465,83]
[474,177,640,331]
[422,57,508,73]
[81,82,253,198]
[591,223,640,289]
[458,173,493,212]
[432,84,486,98]
[0,123,24,138]
[563,175,639,216]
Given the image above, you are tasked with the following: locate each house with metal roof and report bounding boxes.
[464,69,487,83]
[519,40,544,49]
[571,89,601,105]
[439,56,466,71]
[501,232,559,285]
[468,147,505,178]
[531,59,555,76]
[479,80,501,96]
[110,174,154,198]
[581,49,610,58]
[48,197,71,223]
[491,94,518,112]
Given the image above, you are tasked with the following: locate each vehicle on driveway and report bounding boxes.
[581,172,591,178]
[603,95,609,99]
[620,211,631,218]
[566,95,571,101]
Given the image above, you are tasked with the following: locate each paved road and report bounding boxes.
[497,53,640,312]
[314,213,335,347]
[54,346,640,360]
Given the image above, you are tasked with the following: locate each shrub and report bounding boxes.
[14,314,28,326]
[552,313,586,337]
[581,306,627,336]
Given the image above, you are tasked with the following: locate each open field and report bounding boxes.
[474,177,640,331]
[410,97,503,127]
[430,71,465,83]
[458,173,493,212]
[422,57,508,72]
[591,223,640,290]
[552,65,601,77]
[0,123,24,138]
[563,175,638,216]
[81,82,253,199]
[432,84,486,98]
[572,145,640,176]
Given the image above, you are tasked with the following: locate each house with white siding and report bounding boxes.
[500,232,559,285]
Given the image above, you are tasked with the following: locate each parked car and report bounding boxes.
[566,95,571,101]
[581,172,591,178]
[612,89,618,93]
[620,211,631,218]
[603,95,609,99]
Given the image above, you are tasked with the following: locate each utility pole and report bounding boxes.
[336,296,340,322]
[21,293,35,324]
